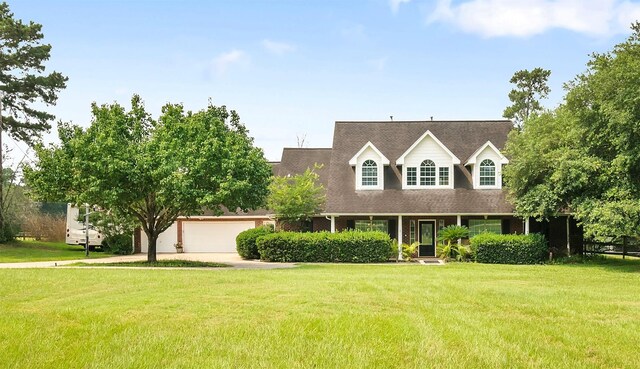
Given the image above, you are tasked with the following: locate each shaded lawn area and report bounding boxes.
[0,240,112,263]
[73,260,230,268]
[1,260,639,368]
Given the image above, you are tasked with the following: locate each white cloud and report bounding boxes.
[390,0,412,13]
[262,39,296,55]
[211,49,246,76]
[428,0,640,38]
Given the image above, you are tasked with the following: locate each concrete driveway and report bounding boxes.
[0,252,296,270]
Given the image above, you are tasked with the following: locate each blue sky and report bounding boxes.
[8,0,640,161]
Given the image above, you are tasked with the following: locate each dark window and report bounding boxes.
[479,159,496,186]
[420,160,436,186]
[439,167,449,186]
[362,160,378,186]
[407,167,417,185]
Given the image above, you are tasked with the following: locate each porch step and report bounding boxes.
[418,259,444,265]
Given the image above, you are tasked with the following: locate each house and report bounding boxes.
[137,119,582,256]
[294,120,582,257]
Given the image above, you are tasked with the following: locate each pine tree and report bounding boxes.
[0,2,67,240]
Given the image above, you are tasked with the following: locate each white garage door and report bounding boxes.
[182,221,255,253]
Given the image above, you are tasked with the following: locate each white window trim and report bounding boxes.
[349,141,390,166]
[396,130,461,165]
[350,141,389,191]
[472,160,502,189]
[356,159,384,190]
[465,141,509,166]
[403,164,454,189]
[466,141,507,190]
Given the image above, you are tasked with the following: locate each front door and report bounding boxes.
[418,221,436,257]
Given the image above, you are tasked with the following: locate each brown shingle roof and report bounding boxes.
[275,148,332,188]
[325,120,515,214]
[221,148,332,216]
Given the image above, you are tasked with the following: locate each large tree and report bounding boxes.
[504,23,640,239]
[0,2,67,238]
[503,67,551,129]
[24,96,272,261]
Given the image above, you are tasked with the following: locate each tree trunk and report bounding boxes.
[147,233,158,262]
[0,100,4,235]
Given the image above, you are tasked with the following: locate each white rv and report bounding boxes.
[66,204,102,247]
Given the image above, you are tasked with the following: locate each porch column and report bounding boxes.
[330,216,336,233]
[456,215,462,245]
[397,215,403,261]
[566,215,571,256]
[525,217,530,235]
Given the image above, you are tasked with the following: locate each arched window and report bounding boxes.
[479,159,495,186]
[362,160,377,186]
[420,160,436,186]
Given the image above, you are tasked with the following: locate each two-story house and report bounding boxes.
[293,120,582,257]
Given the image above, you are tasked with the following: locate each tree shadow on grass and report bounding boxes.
[552,255,640,273]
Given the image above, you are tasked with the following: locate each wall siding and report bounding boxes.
[402,135,455,189]
[473,146,503,189]
[355,147,385,190]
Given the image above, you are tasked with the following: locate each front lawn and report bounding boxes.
[73,260,230,268]
[0,240,111,263]
[1,260,639,368]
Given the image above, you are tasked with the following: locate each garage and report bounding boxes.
[182,221,256,253]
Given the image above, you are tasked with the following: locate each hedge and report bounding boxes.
[256,231,391,263]
[102,233,133,255]
[236,225,274,259]
[471,233,547,264]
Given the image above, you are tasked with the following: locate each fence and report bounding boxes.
[583,237,640,259]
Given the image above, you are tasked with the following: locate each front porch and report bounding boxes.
[312,214,582,258]
[311,214,582,258]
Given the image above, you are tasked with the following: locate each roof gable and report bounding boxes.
[396,130,461,165]
[348,141,390,166]
[465,141,509,165]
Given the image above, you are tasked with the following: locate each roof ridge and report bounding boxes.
[335,120,512,124]
[282,147,332,150]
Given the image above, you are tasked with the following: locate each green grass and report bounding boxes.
[1,260,639,368]
[0,240,112,263]
[73,260,230,268]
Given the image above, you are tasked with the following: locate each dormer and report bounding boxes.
[349,141,389,190]
[465,141,509,189]
[396,130,460,189]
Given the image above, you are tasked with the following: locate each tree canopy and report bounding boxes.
[24,96,272,261]
[504,23,640,239]
[503,67,551,129]
[267,165,325,228]
[0,2,67,239]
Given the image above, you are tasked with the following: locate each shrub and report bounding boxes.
[402,242,419,261]
[20,213,66,242]
[0,222,18,242]
[102,233,133,255]
[256,230,391,263]
[236,225,274,259]
[437,242,473,262]
[437,225,472,262]
[389,240,419,261]
[438,225,469,244]
[471,233,547,264]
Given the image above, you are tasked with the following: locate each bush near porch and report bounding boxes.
[256,231,391,263]
[471,233,547,264]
